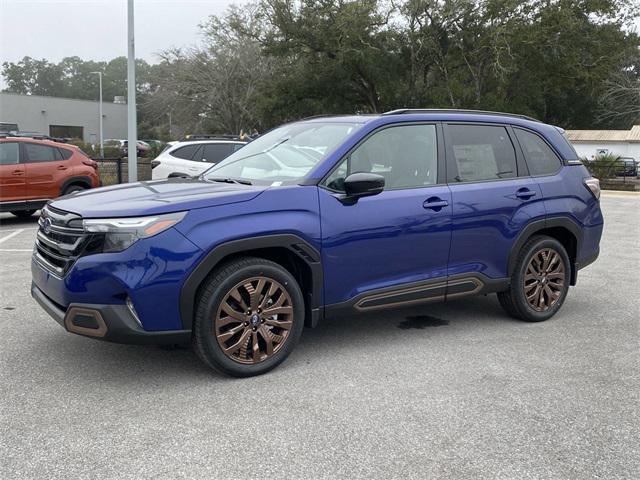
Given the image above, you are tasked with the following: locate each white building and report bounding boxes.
[0,92,127,143]
[566,125,640,160]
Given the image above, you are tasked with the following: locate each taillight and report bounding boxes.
[151,160,160,169]
[82,159,97,169]
[584,177,600,200]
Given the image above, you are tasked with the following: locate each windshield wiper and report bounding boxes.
[208,177,252,185]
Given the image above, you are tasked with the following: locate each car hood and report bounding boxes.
[50,178,268,218]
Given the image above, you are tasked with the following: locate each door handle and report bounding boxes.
[423,197,449,211]
[515,188,537,199]
[11,170,23,176]
[57,165,68,170]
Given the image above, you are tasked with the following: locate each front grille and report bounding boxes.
[35,206,91,277]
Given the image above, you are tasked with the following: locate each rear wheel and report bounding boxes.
[498,236,570,322]
[10,210,36,218]
[193,257,305,377]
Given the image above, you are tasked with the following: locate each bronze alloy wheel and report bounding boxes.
[214,276,294,364]
[523,248,566,312]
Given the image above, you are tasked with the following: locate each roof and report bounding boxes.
[303,109,541,124]
[565,125,640,143]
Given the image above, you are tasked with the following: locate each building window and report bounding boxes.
[49,125,84,140]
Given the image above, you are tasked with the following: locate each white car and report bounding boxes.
[151,139,246,179]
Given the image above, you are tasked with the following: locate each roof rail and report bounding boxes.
[0,132,68,143]
[182,134,245,141]
[382,108,541,123]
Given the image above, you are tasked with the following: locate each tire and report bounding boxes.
[63,184,86,196]
[497,235,570,322]
[10,210,36,218]
[193,257,305,377]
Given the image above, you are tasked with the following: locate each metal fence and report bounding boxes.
[94,158,152,186]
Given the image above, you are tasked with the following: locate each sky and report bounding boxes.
[0,0,236,86]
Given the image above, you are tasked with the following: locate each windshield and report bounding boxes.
[203,121,362,185]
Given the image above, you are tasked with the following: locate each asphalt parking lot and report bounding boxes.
[1,192,638,480]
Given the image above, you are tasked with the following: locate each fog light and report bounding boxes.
[126,297,143,328]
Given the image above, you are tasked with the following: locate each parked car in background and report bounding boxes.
[30,110,603,377]
[0,135,100,217]
[151,136,246,179]
[104,139,151,157]
[615,157,638,177]
[141,139,165,149]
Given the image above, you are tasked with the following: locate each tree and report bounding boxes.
[143,4,277,134]
[3,0,639,134]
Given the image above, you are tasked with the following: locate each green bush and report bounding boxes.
[582,154,622,179]
[146,143,166,159]
[66,138,95,156]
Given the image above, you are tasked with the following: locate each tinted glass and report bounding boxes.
[324,124,438,191]
[200,144,234,164]
[58,148,73,160]
[170,144,200,160]
[0,142,20,165]
[448,125,516,182]
[24,143,61,162]
[515,128,561,175]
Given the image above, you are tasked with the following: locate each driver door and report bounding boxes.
[318,123,453,309]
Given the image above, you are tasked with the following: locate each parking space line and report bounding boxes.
[0,229,24,244]
[0,249,32,252]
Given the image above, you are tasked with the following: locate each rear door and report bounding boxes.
[444,123,545,281]
[0,142,26,202]
[23,142,67,200]
[199,143,236,165]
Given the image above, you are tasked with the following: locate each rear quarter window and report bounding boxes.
[514,129,562,176]
[58,148,74,160]
[169,144,201,160]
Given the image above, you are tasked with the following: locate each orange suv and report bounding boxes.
[0,136,100,217]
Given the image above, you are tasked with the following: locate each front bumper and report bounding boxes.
[31,282,191,345]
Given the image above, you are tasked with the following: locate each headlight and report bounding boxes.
[83,211,187,252]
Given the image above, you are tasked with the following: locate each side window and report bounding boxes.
[515,128,562,176]
[24,143,61,162]
[447,125,517,182]
[323,124,438,191]
[0,142,20,165]
[200,144,234,164]
[169,144,200,160]
[58,148,73,160]
[233,143,245,152]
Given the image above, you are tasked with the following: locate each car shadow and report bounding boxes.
[0,212,41,227]
[29,294,511,384]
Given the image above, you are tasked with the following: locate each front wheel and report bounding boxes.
[498,236,570,322]
[193,257,305,377]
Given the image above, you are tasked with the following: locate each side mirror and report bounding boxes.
[341,172,385,202]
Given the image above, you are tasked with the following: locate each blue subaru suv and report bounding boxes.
[31,110,603,377]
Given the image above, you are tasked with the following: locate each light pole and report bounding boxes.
[127,0,138,182]
[89,71,104,158]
